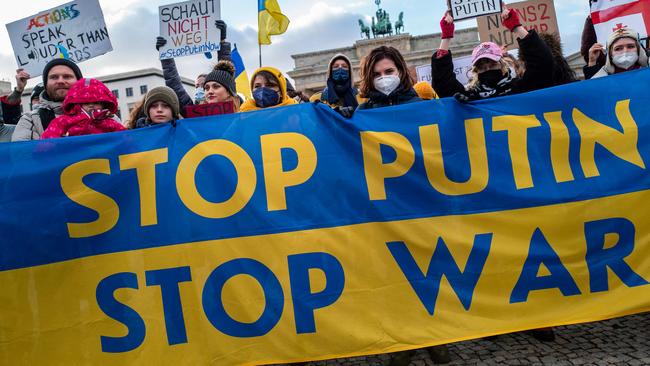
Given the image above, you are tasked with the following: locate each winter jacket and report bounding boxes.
[431,30,554,98]
[581,16,606,80]
[315,53,365,109]
[12,92,63,141]
[41,78,125,139]
[0,124,15,143]
[240,67,298,112]
[357,87,422,110]
[1,95,22,125]
[161,41,232,113]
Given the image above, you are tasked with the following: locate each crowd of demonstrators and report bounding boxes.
[0,5,648,361]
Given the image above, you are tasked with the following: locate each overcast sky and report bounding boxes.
[0,0,589,88]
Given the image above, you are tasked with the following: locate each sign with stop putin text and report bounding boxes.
[1,69,650,365]
[477,0,559,50]
[158,0,221,60]
[5,0,112,77]
[449,0,503,21]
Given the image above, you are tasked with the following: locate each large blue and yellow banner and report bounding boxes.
[1,70,650,365]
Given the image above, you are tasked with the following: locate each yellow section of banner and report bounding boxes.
[1,191,649,365]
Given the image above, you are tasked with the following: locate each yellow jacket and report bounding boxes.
[240,67,298,112]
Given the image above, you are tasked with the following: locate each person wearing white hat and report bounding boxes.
[591,26,649,78]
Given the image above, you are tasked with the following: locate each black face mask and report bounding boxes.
[478,69,505,87]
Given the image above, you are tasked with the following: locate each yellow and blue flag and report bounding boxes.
[258,0,290,45]
[232,45,252,100]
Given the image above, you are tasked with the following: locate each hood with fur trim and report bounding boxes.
[62,78,118,115]
[599,27,649,76]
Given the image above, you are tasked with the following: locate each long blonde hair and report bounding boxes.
[465,59,512,91]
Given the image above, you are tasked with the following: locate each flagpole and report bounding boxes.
[259,44,262,68]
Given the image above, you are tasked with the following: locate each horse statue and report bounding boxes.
[395,12,404,34]
[358,19,371,39]
[372,8,393,37]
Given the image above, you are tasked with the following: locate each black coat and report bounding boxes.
[357,87,422,110]
[431,30,554,99]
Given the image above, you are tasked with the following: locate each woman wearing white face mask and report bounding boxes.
[357,46,422,110]
[591,26,649,78]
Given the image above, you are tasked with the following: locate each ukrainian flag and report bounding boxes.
[232,45,252,100]
[258,0,290,45]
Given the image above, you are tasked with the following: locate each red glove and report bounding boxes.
[502,8,522,32]
[440,15,455,39]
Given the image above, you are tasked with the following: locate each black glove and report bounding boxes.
[215,20,227,41]
[334,106,355,118]
[454,90,479,103]
[155,37,167,51]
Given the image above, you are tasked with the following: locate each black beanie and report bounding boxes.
[31,84,45,101]
[204,61,237,97]
[42,58,83,86]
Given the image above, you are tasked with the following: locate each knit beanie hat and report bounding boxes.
[31,83,45,101]
[144,86,180,119]
[42,58,83,86]
[204,61,237,97]
[604,26,649,73]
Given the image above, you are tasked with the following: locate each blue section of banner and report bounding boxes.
[1,69,650,271]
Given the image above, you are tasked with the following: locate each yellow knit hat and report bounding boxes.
[414,81,438,100]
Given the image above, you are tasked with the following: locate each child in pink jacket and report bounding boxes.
[41,78,125,139]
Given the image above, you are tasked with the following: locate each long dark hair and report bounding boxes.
[359,46,413,97]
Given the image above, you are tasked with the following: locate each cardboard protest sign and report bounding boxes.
[159,0,221,60]
[591,0,650,43]
[185,101,234,118]
[5,0,112,77]
[416,55,474,86]
[449,0,503,21]
[477,0,558,50]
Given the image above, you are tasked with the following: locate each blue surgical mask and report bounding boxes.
[194,88,205,103]
[253,87,281,108]
[332,67,350,83]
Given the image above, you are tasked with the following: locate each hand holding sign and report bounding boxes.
[588,43,605,66]
[15,69,31,93]
[441,11,455,39]
[158,0,222,60]
[448,0,503,21]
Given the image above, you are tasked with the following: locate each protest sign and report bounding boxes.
[477,0,558,50]
[2,69,650,365]
[5,0,112,77]
[591,0,650,43]
[158,0,221,60]
[185,101,234,117]
[416,55,473,86]
[448,0,503,21]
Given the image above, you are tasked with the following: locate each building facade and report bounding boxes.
[21,68,195,123]
[289,28,586,95]
[0,81,12,96]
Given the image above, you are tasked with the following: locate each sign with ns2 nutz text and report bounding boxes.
[5,0,112,77]
[477,0,559,50]
[159,0,221,60]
